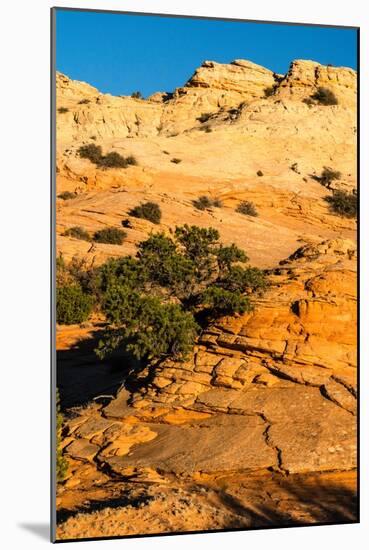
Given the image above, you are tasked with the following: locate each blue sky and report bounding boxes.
[55,9,357,98]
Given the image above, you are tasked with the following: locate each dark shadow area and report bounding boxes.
[215,475,358,528]
[57,329,142,410]
[18,523,49,541]
[57,491,153,524]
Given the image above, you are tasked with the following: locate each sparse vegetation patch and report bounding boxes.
[58,191,77,200]
[264,85,277,97]
[128,202,162,224]
[63,226,91,242]
[325,190,357,218]
[197,112,212,123]
[193,196,223,211]
[236,201,258,217]
[93,227,127,245]
[78,144,137,169]
[306,87,338,106]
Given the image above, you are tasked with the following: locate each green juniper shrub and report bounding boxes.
[63,226,91,242]
[128,201,162,224]
[56,389,68,482]
[200,286,252,316]
[131,91,143,99]
[219,265,267,293]
[325,189,357,218]
[56,284,93,325]
[58,191,77,200]
[137,233,195,297]
[92,224,268,362]
[216,244,248,271]
[95,256,149,295]
[236,201,258,217]
[93,227,127,245]
[58,107,69,114]
[97,289,199,361]
[56,255,96,296]
[78,98,90,104]
[171,158,182,164]
[175,225,219,263]
[309,87,338,106]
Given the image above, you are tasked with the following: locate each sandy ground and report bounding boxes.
[56,470,357,540]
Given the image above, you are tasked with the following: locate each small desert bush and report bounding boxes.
[131,91,143,99]
[264,86,276,98]
[128,202,162,224]
[58,191,76,200]
[290,162,300,173]
[193,196,223,211]
[257,170,264,177]
[318,167,342,187]
[63,226,91,242]
[93,227,127,245]
[309,87,338,106]
[171,158,182,164]
[199,125,213,133]
[56,284,93,325]
[78,144,137,169]
[197,112,212,123]
[78,143,103,163]
[236,201,258,217]
[325,190,357,218]
[212,197,223,208]
[78,98,90,104]
[58,107,69,114]
[98,151,129,169]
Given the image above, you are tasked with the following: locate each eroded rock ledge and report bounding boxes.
[61,238,356,485]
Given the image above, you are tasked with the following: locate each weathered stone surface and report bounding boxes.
[97,424,157,459]
[65,439,100,462]
[103,415,276,477]
[74,417,117,439]
[102,389,131,419]
[269,410,356,474]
